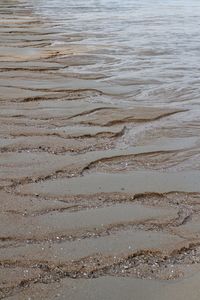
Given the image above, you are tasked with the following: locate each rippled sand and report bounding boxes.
[1,0,200,299]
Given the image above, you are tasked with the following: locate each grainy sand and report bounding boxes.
[1,0,200,299]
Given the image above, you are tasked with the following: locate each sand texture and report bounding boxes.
[1,0,200,299]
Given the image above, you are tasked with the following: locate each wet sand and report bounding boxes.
[1,0,200,299]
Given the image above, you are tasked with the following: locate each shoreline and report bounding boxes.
[1,1,200,299]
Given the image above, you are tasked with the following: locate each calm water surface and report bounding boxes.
[29,0,200,105]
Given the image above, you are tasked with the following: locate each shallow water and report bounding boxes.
[32,0,200,103]
[1,0,200,299]
[2,0,200,104]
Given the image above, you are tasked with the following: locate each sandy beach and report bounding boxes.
[1,0,200,299]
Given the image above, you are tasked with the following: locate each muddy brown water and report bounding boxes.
[1,0,200,299]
